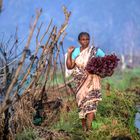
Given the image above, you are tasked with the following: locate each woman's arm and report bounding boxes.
[66,46,75,69]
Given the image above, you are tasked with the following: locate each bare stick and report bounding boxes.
[0,9,42,114]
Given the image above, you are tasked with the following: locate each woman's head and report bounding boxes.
[78,32,90,48]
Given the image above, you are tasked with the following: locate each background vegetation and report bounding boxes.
[16,67,140,140]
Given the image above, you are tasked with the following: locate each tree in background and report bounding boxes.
[0,0,2,13]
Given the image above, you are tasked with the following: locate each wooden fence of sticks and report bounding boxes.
[0,7,73,139]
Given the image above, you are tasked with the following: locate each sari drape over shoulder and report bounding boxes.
[72,47,102,119]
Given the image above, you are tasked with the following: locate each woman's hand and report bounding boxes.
[66,46,75,69]
[68,46,75,54]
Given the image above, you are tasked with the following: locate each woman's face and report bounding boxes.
[79,35,90,48]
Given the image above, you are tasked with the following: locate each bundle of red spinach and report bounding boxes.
[85,54,120,78]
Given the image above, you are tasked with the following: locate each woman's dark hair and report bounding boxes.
[78,32,90,41]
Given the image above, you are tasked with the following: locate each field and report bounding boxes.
[16,67,140,140]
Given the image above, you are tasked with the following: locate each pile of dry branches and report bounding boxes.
[0,7,71,139]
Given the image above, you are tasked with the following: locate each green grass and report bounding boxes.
[16,67,140,139]
[103,67,140,91]
[50,67,140,140]
[15,128,37,140]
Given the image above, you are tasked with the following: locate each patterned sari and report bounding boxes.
[72,47,102,119]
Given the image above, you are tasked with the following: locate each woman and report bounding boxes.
[66,32,105,131]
